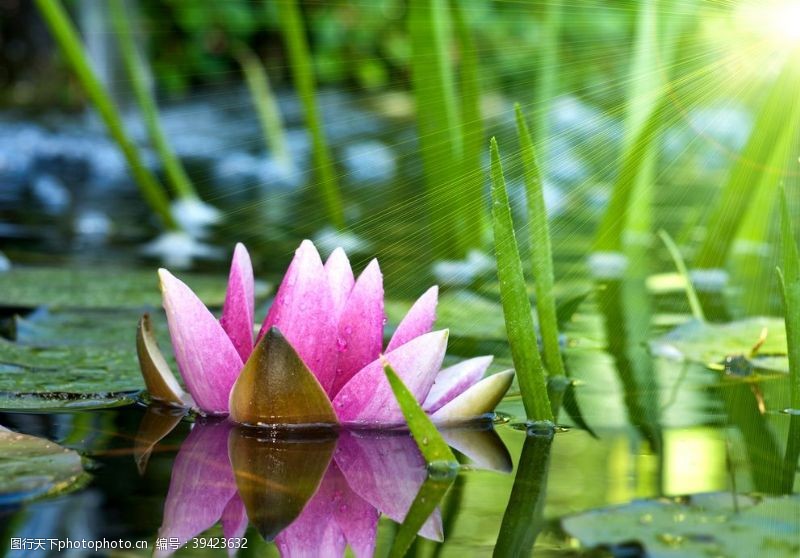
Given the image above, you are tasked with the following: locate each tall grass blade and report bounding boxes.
[450,0,485,248]
[778,189,800,492]
[275,0,344,229]
[409,0,467,257]
[515,105,565,378]
[493,429,553,557]
[235,43,291,167]
[490,138,553,422]
[388,475,454,558]
[109,0,196,201]
[533,0,562,148]
[693,52,800,269]
[658,230,705,322]
[35,0,176,229]
[383,362,457,465]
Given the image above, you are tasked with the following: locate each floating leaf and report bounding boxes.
[650,317,788,373]
[228,426,335,540]
[0,428,88,504]
[229,327,337,427]
[383,362,456,465]
[562,493,800,558]
[0,266,269,310]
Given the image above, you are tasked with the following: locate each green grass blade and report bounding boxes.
[450,0,485,248]
[109,0,196,200]
[35,0,176,229]
[694,53,800,268]
[493,429,553,557]
[778,188,800,492]
[383,362,457,464]
[275,0,344,229]
[409,0,467,257]
[388,476,454,558]
[658,230,705,322]
[235,43,291,167]
[490,137,553,422]
[515,105,565,378]
[533,0,562,147]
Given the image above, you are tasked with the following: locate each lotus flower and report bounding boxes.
[138,241,513,427]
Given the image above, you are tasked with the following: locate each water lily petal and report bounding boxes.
[330,259,384,397]
[229,327,337,426]
[332,330,448,426]
[220,243,255,362]
[159,269,243,415]
[136,313,187,407]
[156,422,237,557]
[423,356,493,414]
[335,431,442,542]
[221,494,249,542]
[441,427,513,473]
[133,406,185,475]
[386,286,438,352]
[330,463,378,558]
[431,370,514,424]
[258,240,338,392]
[325,247,355,318]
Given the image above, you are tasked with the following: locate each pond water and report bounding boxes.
[1,91,798,557]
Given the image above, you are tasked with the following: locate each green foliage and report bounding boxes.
[109,0,197,200]
[490,137,553,422]
[659,230,705,322]
[275,0,345,229]
[35,0,177,229]
[515,105,565,377]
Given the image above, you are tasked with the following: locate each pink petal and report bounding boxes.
[325,247,355,319]
[431,370,515,424]
[220,243,255,362]
[221,494,249,541]
[258,240,338,393]
[386,286,438,352]
[332,330,448,426]
[329,463,378,558]
[159,269,243,414]
[156,422,237,557]
[335,431,442,542]
[423,356,493,413]
[330,259,384,397]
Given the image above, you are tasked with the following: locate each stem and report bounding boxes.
[35,0,177,229]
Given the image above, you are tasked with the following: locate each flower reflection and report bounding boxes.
[145,420,510,557]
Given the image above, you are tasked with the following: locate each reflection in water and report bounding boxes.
[140,417,511,556]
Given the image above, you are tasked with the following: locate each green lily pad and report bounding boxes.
[562,493,800,558]
[0,309,170,410]
[0,266,270,310]
[0,429,89,504]
[649,318,788,373]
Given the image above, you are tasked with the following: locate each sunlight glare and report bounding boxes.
[736,1,800,48]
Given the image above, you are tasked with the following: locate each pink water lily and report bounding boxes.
[139,240,513,426]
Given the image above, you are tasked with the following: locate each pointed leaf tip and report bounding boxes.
[136,313,186,408]
[229,327,337,426]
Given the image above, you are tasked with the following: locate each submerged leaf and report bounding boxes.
[0,428,88,504]
[229,327,337,427]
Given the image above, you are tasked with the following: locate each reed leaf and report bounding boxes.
[694,52,800,269]
[490,137,553,422]
[35,0,177,229]
[658,230,705,322]
[235,43,291,167]
[275,0,344,229]
[515,105,565,378]
[109,0,196,201]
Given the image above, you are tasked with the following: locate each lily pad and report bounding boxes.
[649,318,788,373]
[562,493,800,558]
[0,428,89,504]
[0,266,269,310]
[0,309,169,410]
